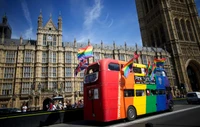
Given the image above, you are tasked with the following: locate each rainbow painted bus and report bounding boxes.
[83,58,173,122]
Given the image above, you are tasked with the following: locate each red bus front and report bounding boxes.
[83,59,123,122]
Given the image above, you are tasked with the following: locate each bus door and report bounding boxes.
[84,63,102,121]
[155,71,167,111]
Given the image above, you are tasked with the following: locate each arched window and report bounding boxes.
[180,19,189,41]
[186,20,195,41]
[174,18,183,40]
[144,0,149,14]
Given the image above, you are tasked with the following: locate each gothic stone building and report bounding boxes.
[136,0,200,92]
[0,13,172,110]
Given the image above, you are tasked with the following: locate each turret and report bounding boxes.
[37,10,43,29]
[58,12,62,31]
[2,13,7,24]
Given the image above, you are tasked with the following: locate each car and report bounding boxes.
[0,108,21,115]
[186,92,200,104]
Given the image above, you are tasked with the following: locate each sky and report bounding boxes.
[0,0,200,47]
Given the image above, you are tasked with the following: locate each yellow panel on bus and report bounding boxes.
[133,84,147,115]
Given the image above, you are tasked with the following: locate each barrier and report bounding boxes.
[0,109,83,127]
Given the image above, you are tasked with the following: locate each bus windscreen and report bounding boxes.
[84,63,99,84]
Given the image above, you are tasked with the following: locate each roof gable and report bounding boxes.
[43,18,57,30]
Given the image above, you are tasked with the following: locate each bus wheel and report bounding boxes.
[127,106,136,121]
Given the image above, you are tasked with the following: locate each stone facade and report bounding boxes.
[0,12,172,110]
[135,0,200,93]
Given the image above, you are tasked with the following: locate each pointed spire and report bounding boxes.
[39,9,42,18]
[88,39,90,45]
[101,40,103,49]
[135,43,138,51]
[58,11,62,20]
[113,41,116,49]
[74,38,76,48]
[20,35,23,45]
[2,12,7,24]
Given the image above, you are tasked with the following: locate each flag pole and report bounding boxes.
[74,39,76,104]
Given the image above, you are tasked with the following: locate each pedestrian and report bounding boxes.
[22,103,27,113]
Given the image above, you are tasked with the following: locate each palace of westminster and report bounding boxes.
[0,0,200,110]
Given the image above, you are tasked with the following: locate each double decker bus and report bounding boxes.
[83,58,173,122]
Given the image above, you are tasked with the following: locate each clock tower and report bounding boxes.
[36,12,62,47]
[35,11,64,95]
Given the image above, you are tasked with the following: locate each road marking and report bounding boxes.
[109,105,200,127]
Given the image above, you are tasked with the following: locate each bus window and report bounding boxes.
[146,89,151,96]
[108,63,120,71]
[151,90,157,95]
[135,76,146,84]
[162,71,166,77]
[84,63,99,84]
[136,90,145,96]
[155,70,167,77]
[133,67,142,73]
[158,89,165,95]
[85,63,99,74]
[124,89,134,97]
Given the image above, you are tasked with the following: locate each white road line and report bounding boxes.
[109,105,200,127]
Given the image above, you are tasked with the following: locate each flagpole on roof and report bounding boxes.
[88,39,90,64]
[135,43,138,63]
[73,38,76,103]
[155,41,158,59]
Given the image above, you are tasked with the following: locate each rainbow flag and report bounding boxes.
[122,58,134,78]
[150,63,156,80]
[146,59,151,75]
[154,58,166,67]
[122,52,140,78]
[77,45,93,60]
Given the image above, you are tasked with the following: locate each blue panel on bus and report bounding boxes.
[156,95,167,111]
[155,76,165,89]
[156,76,167,111]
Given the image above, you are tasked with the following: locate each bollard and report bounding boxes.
[145,123,153,127]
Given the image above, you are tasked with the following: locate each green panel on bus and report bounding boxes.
[146,84,157,114]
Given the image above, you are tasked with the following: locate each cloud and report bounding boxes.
[108,18,113,28]
[77,33,93,43]
[97,13,114,28]
[20,0,33,39]
[83,0,103,30]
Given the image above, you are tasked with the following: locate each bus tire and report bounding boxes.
[127,106,136,121]
[168,101,174,112]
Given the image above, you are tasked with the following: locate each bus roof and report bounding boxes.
[87,58,147,69]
